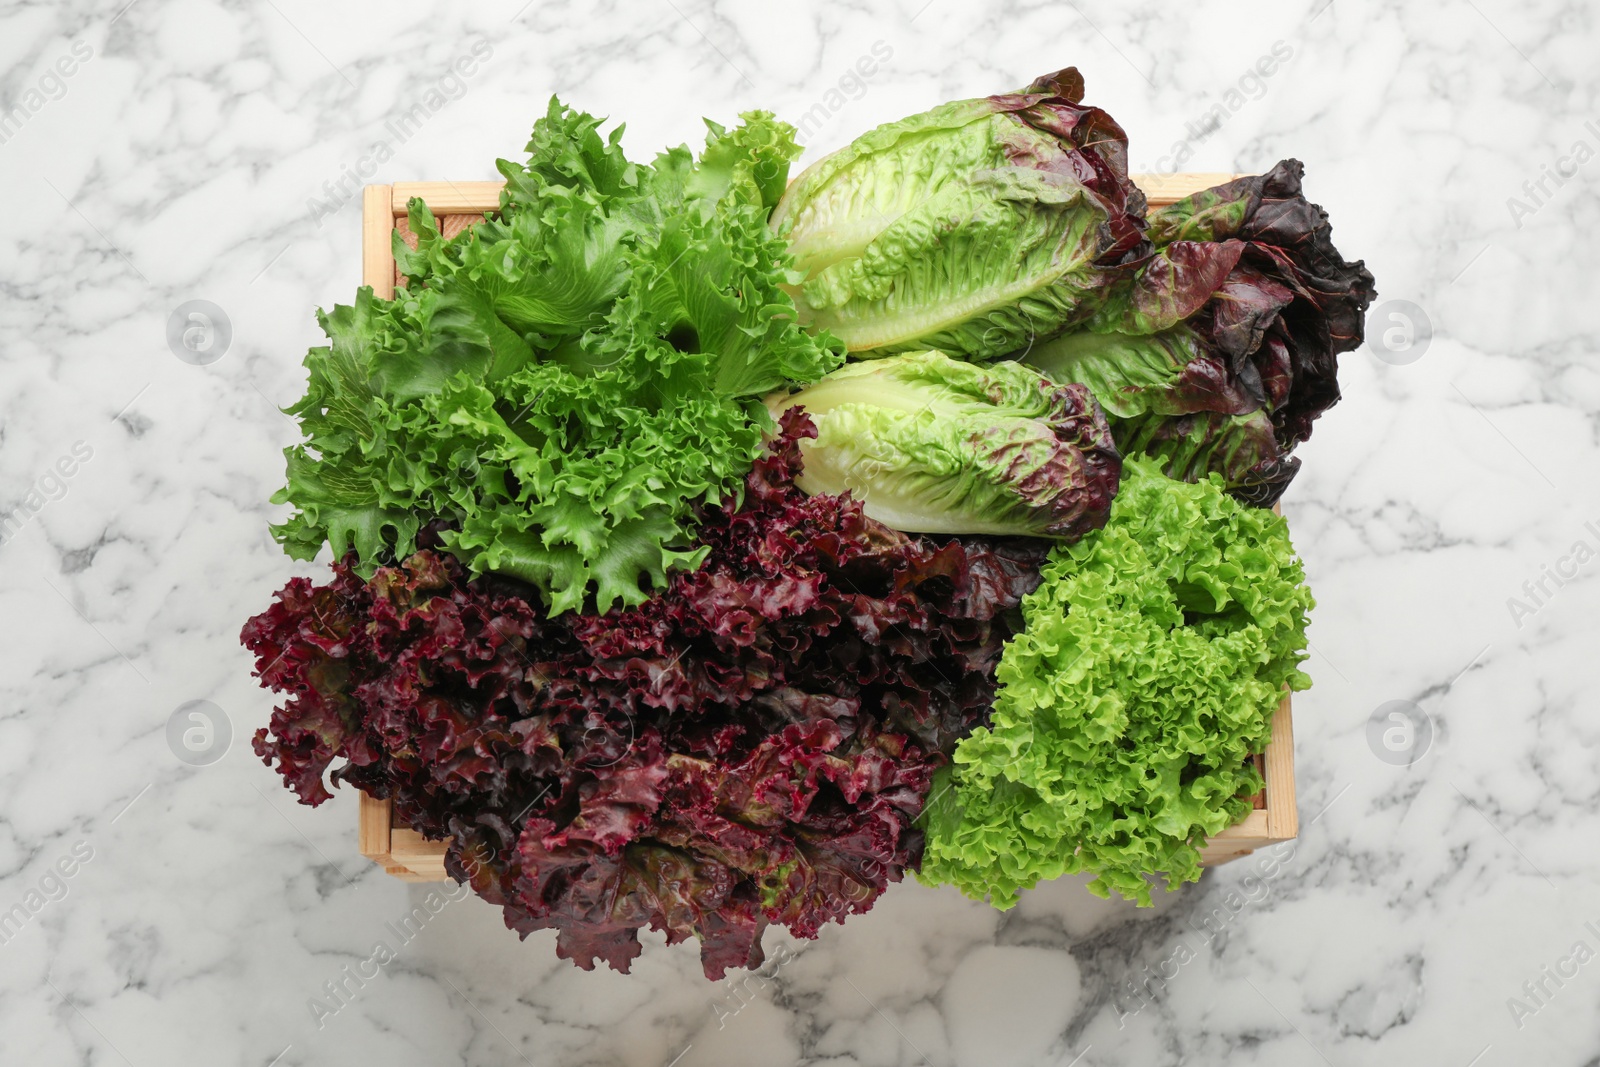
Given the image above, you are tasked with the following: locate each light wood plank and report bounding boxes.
[1198,810,1273,865]
[1264,696,1298,841]
[361,184,395,300]
[389,828,445,860]
[1199,692,1298,868]
[357,791,393,865]
[389,826,451,882]
[439,214,481,241]
[391,181,503,216]
[1130,172,1242,207]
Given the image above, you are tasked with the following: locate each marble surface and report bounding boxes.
[3,0,1598,1064]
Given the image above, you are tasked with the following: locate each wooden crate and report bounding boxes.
[353,172,1297,881]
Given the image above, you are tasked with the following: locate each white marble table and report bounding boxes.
[3,1,1597,1064]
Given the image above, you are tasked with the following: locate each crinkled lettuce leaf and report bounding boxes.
[768,351,1120,539]
[271,101,842,615]
[771,67,1146,359]
[246,413,1045,978]
[1024,160,1376,504]
[916,456,1314,907]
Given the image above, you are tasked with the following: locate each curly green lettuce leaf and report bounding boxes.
[690,111,803,213]
[271,101,842,615]
[916,456,1314,907]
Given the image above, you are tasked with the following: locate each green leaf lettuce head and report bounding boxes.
[770,67,1147,359]
[271,100,842,615]
[767,351,1120,539]
[916,456,1314,907]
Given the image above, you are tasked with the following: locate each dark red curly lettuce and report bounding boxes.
[1023,159,1376,505]
[243,410,1046,978]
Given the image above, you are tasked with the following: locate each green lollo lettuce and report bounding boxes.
[916,457,1314,907]
[767,351,1120,539]
[271,100,842,615]
[770,67,1146,359]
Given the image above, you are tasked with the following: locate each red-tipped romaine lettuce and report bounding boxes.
[1024,161,1376,504]
[767,351,1120,539]
[771,67,1146,359]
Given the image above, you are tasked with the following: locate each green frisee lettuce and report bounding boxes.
[271,100,842,615]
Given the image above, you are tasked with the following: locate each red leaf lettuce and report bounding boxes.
[243,411,1045,978]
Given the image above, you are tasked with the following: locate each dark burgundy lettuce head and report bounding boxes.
[1143,160,1378,453]
[1025,159,1376,505]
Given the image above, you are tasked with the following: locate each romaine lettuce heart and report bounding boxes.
[771,67,1146,359]
[767,351,1120,540]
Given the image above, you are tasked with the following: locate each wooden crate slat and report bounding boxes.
[357,791,394,865]
[1132,171,1241,206]
[439,214,480,240]
[1197,810,1274,865]
[1264,696,1298,841]
[352,175,1298,883]
[391,181,503,215]
[383,173,1237,218]
[390,828,450,881]
[361,184,395,300]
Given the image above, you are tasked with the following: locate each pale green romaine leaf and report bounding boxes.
[793,169,1114,359]
[770,67,1146,359]
[767,351,1119,539]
